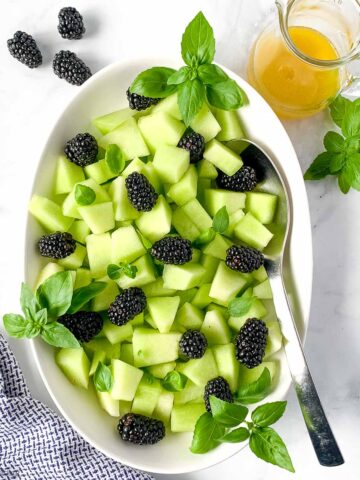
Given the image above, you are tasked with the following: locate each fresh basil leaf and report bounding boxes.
[304,152,331,180]
[228,295,254,317]
[122,264,138,279]
[198,64,228,85]
[329,152,346,174]
[342,153,360,191]
[209,396,248,427]
[212,206,229,233]
[36,271,73,319]
[249,427,295,472]
[20,283,39,318]
[330,95,351,128]
[35,308,48,327]
[323,131,345,153]
[130,67,177,98]
[236,368,272,404]
[105,144,125,175]
[342,102,360,137]
[161,371,187,392]
[181,11,215,67]
[107,263,137,281]
[219,427,250,444]
[94,362,113,392]
[190,412,226,454]
[75,184,96,206]
[193,228,216,247]
[251,401,287,427]
[3,314,29,338]
[67,281,107,314]
[206,79,245,110]
[136,229,153,250]
[24,321,42,338]
[41,321,80,348]
[338,170,351,194]
[167,66,191,85]
[178,78,205,126]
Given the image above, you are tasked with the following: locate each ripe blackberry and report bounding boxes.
[226,245,264,273]
[117,413,165,445]
[108,287,146,326]
[178,131,205,163]
[235,318,268,368]
[125,172,158,212]
[217,165,257,192]
[7,31,42,69]
[204,377,233,412]
[179,330,207,359]
[64,132,98,167]
[38,232,76,259]
[58,7,85,40]
[126,88,160,111]
[53,50,91,86]
[151,236,192,265]
[58,311,103,343]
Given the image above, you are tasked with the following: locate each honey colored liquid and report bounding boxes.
[248,26,341,118]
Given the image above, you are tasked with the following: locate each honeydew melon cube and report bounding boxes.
[144,313,157,330]
[56,348,90,389]
[191,284,212,309]
[78,202,115,234]
[110,359,143,401]
[228,299,267,331]
[197,178,212,204]
[116,255,156,288]
[207,303,229,317]
[121,343,134,365]
[200,310,231,345]
[181,199,212,232]
[86,233,112,278]
[29,195,73,232]
[35,262,64,290]
[190,103,221,142]
[177,288,198,306]
[234,213,274,250]
[97,391,120,417]
[122,157,145,177]
[74,268,92,289]
[253,279,273,299]
[130,312,144,327]
[238,360,277,385]
[176,302,204,330]
[154,391,174,424]
[111,225,146,264]
[142,163,162,193]
[68,220,90,244]
[200,255,220,284]
[142,278,177,297]
[209,262,248,305]
[151,93,182,119]
[89,350,106,376]
[84,158,115,184]
[202,234,231,261]
[133,328,181,367]
[148,362,176,379]
[172,207,200,241]
[173,380,204,405]
[163,264,206,290]
[246,192,278,224]
[92,108,136,135]
[92,279,119,312]
[62,179,110,219]
[189,249,202,264]
[138,112,186,153]
[171,403,206,432]
[103,319,133,344]
[225,209,245,236]
[213,108,245,141]
[252,265,268,283]
[147,296,180,333]
[167,165,197,206]
[131,375,162,416]
[204,189,246,216]
[108,176,140,221]
[135,196,172,242]
[99,117,150,160]
[54,156,85,195]
[212,343,240,392]
[153,145,190,183]
[264,320,283,357]
[58,244,87,269]
[83,338,120,361]
[178,349,218,386]
[197,159,218,179]
[204,139,243,176]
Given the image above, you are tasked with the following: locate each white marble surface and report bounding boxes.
[0,0,359,479]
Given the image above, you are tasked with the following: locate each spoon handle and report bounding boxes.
[267,272,344,467]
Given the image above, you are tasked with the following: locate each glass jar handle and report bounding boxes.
[343,75,360,99]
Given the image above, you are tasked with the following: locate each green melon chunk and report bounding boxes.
[234,212,274,250]
[202,234,231,261]
[92,279,119,312]
[178,349,218,386]
[171,403,206,432]
[252,265,268,282]
[228,299,267,330]
[200,254,220,284]
[209,261,248,305]
[138,112,186,153]
[204,139,243,176]
[92,108,136,135]
[167,165,197,206]
[83,338,120,361]
[35,262,64,290]
[173,380,204,405]
[212,343,240,392]
[181,199,212,232]
[78,202,115,234]
[119,400,133,415]
[253,279,273,299]
[197,178,212,204]
[54,156,85,195]
[121,343,134,365]
[189,249,202,264]
[56,347,90,389]
[122,157,145,177]
[151,93,182,119]
[177,288,198,306]
[153,145,190,184]
[29,195,73,232]
[135,196,172,242]
[147,362,177,379]
[204,189,246,216]
[97,391,120,417]
[144,312,157,330]
[207,303,229,317]
[172,207,200,241]
[62,178,110,219]
[130,312,144,327]
[153,391,174,424]
[197,159,218,179]
[86,233,112,278]
[116,255,156,288]
[190,103,221,142]
[246,192,278,224]
[111,225,146,264]
[142,163,162,193]
[238,361,277,385]
[213,108,245,141]
[224,209,245,237]
[133,328,181,367]
[163,264,206,290]
[89,350,106,376]
[68,220,90,244]
[142,278,177,297]
[108,176,140,221]
[74,268,92,289]
[264,320,283,358]
[191,283,212,309]
[176,302,204,330]
[99,117,150,160]
[147,296,180,333]
[58,244,86,269]
[131,375,162,416]
[84,158,115,184]
[110,359,143,401]
[200,310,231,345]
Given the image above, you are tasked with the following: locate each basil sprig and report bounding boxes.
[129,12,246,125]
[193,206,229,247]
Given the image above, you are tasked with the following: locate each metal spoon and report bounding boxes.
[237,140,344,467]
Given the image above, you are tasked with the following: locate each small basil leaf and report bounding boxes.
[249,427,295,472]
[36,271,73,319]
[209,396,248,427]
[167,66,191,85]
[161,371,187,392]
[329,152,346,174]
[107,263,138,281]
[105,144,125,175]
[228,295,254,317]
[20,283,39,318]
[235,367,272,404]
[35,308,48,327]
[251,401,287,427]
[342,152,360,191]
[198,64,228,85]
[3,314,29,338]
[181,11,215,66]
[107,264,122,280]
[338,170,351,194]
[190,412,226,454]
[94,362,113,392]
[41,322,80,348]
[67,282,107,314]
[323,131,345,153]
[130,67,177,98]
[219,427,250,444]
[24,321,42,339]
[342,101,360,137]
[193,228,216,247]
[304,152,331,180]
[75,184,96,206]
[212,206,229,233]
[329,95,351,128]
[122,264,138,279]
[178,78,205,126]
[206,79,246,110]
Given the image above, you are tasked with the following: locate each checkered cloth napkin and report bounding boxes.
[0,333,154,480]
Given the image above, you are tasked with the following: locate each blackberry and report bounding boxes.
[38,232,76,259]
[217,165,257,192]
[226,245,264,273]
[125,172,158,212]
[108,287,146,326]
[58,311,103,343]
[53,50,91,86]
[126,88,160,111]
[117,413,165,445]
[151,236,192,265]
[235,318,268,368]
[179,330,207,359]
[58,7,85,40]
[178,131,205,163]
[204,377,233,412]
[64,132,98,167]
[7,31,42,69]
